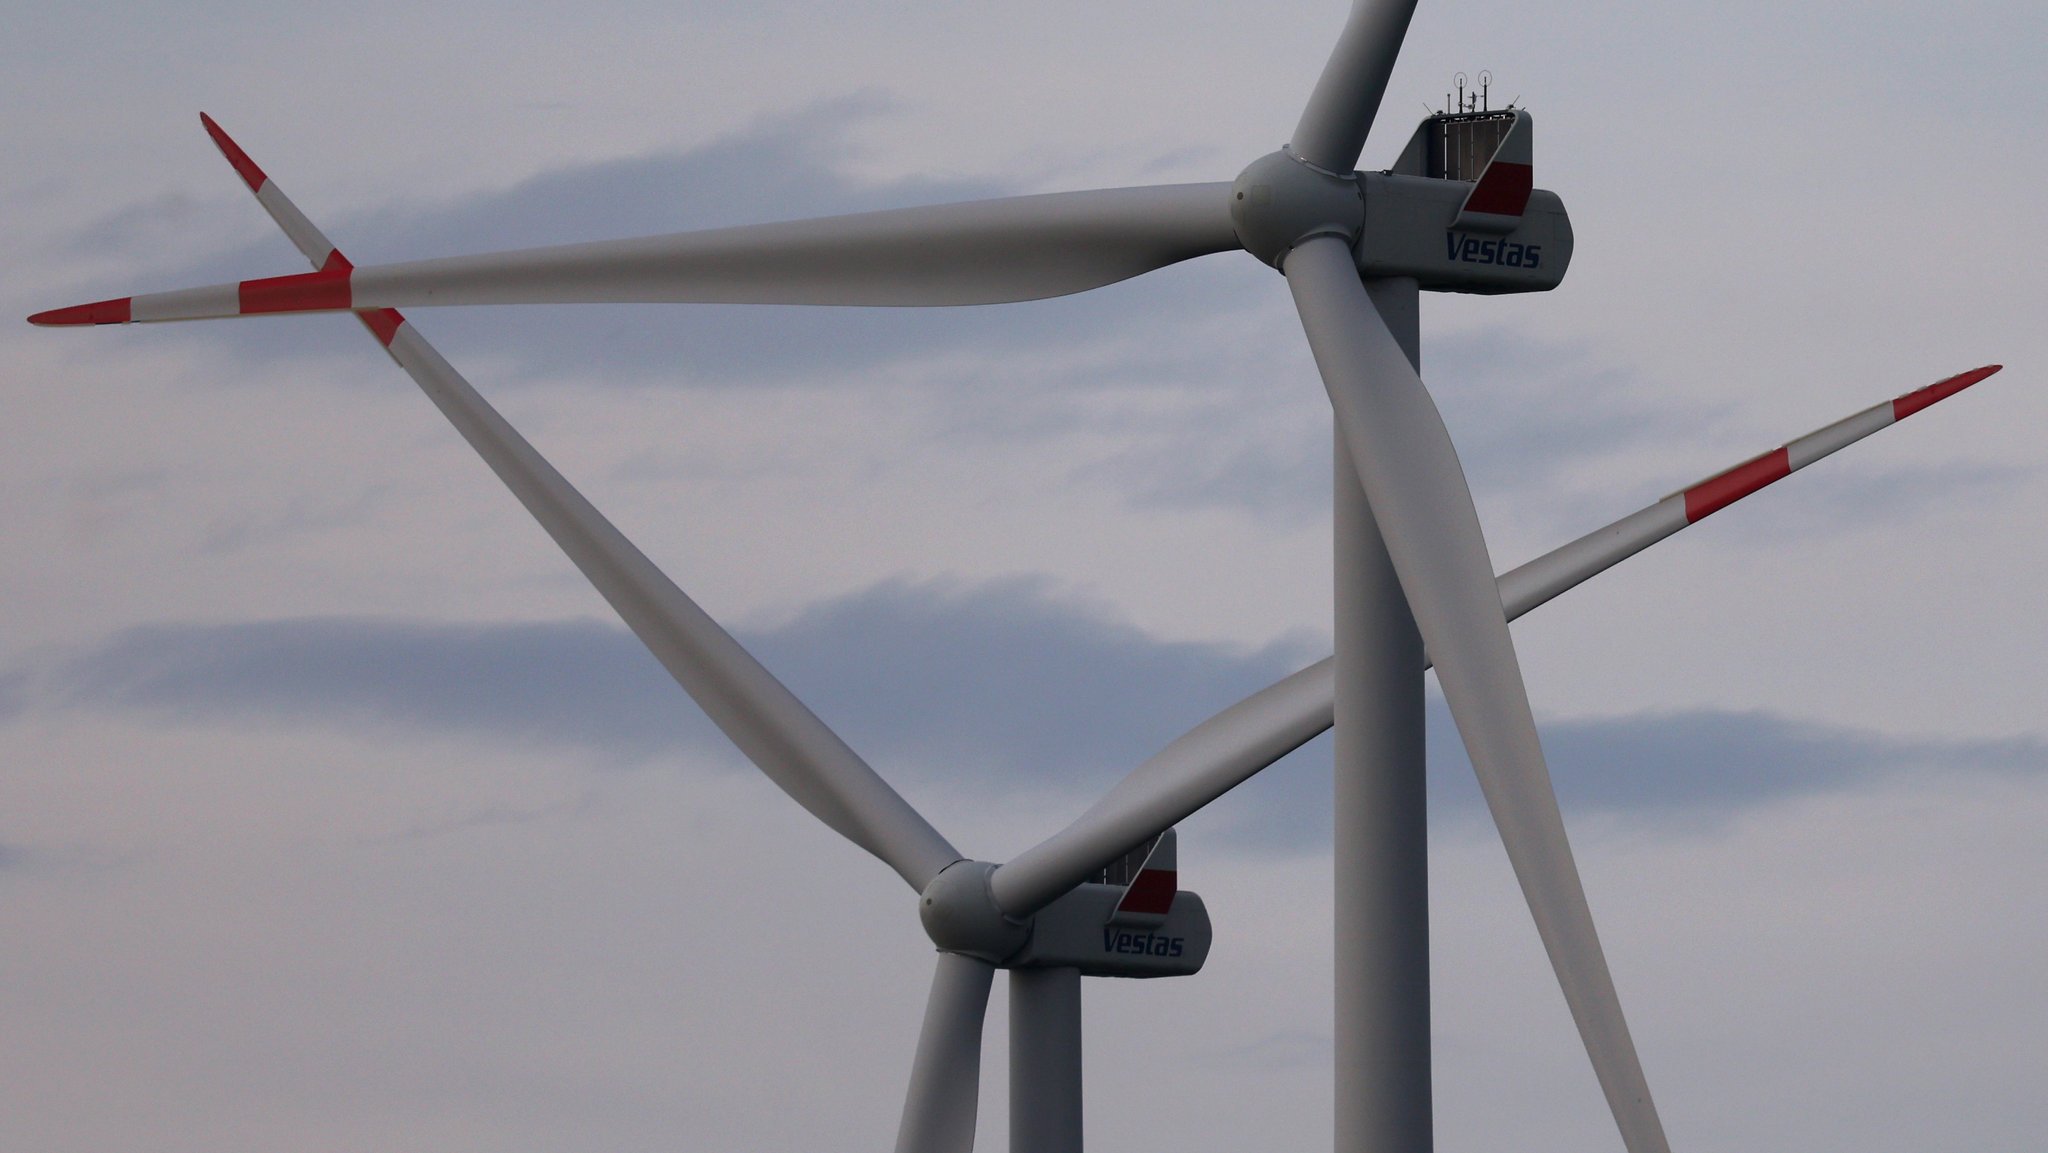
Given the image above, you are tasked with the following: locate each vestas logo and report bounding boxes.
[1445,232,1542,269]
[1102,928,1186,957]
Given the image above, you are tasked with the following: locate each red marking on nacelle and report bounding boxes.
[28,298,131,326]
[199,113,267,193]
[1684,447,1791,523]
[1116,869,1178,916]
[1893,365,2001,421]
[1463,161,1533,217]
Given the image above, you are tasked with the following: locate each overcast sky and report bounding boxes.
[2,2,2044,1152]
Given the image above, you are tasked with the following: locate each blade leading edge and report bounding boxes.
[196,113,962,892]
[895,952,996,1153]
[1286,236,1670,1153]
[30,182,1240,325]
[1290,0,1423,174]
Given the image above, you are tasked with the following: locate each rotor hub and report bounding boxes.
[918,859,1029,963]
[1229,148,1365,270]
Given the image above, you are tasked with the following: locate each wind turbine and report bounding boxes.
[29,4,2000,1152]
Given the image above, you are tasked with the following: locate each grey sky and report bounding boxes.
[2,2,2042,1152]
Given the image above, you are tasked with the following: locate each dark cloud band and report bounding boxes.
[19,580,2040,851]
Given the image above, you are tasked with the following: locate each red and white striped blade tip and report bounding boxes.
[29,258,359,326]
[29,114,240,327]
[29,298,133,326]
[1680,363,2002,522]
[198,112,267,192]
[1892,364,2001,419]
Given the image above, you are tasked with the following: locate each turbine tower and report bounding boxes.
[30,3,2000,1151]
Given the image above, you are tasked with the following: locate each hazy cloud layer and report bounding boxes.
[49,615,696,761]
[1728,459,2036,544]
[40,580,1309,786]
[1091,324,1715,526]
[1487,708,2043,817]
[24,580,2042,849]
[0,671,25,725]
[1425,327,1708,493]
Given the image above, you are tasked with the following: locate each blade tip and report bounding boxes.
[198,111,267,192]
[28,298,132,326]
[1892,363,2004,421]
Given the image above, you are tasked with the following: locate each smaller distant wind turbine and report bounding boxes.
[33,3,2000,1150]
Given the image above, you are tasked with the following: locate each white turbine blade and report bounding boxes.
[990,358,2002,918]
[895,953,995,1153]
[990,661,1332,916]
[28,182,1240,327]
[1505,362,2005,616]
[1287,235,1669,1153]
[1290,0,1423,173]
[194,114,962,892]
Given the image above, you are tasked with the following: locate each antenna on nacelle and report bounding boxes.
[1447,71,1498,115]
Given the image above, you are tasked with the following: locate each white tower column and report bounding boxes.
[1011,965,1083,1153]
[1333,276,1431,1153]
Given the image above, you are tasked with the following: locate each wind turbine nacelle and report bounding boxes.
[1354,174,1570,293]
[1354,107,1573,294]
[1008,882,1213,979]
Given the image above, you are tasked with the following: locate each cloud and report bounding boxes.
[0,671,26,724]
[21,579,2044,853]
[1719,459,2036,544]
[35,579,1313,785]
[46,615,698,761]
[1424,327,1713,492]
[744,577,1314,783]
[1482,707,2046,820]
[1087,325,1713,526]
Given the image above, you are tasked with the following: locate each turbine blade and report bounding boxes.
[1290,0,1423,173]
[1286,235,1669,1153]
[989,661,1332,917]
[191,113,961,892]
[1500,362,2003,618]
[28,182,1240,326]
[894,953,995,1153]
[990,360,2001,918]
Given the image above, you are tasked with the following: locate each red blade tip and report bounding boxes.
[28,298,132,326]
[198,112,267,192]
[1892,364,2002,421]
